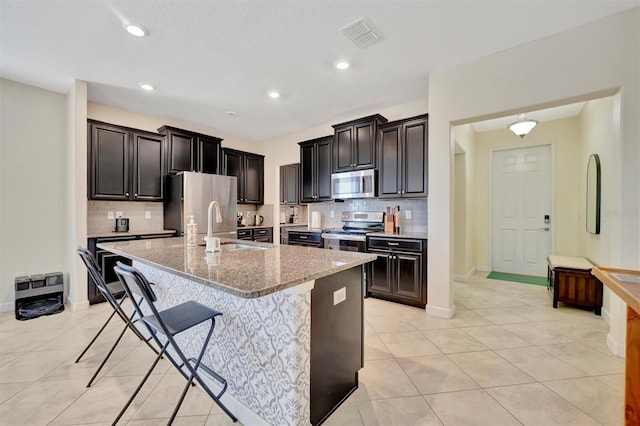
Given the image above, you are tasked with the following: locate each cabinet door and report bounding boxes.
[378,124,402,199]
[166,130,195,174]
[393,253,423,302]
[354,121,376,169]
[243,153,264,204]
[89,123,129,200]
[333,126,353,172]
[222,149,244,202]
[197,136,220,174]
[132,132,164,201]
[316,138,333,200]
[281,164,299,204]
[300,143,316,202]
[402,118,428,197]
[368,252,393,295]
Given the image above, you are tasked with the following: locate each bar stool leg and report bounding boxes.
[86,322,129,387]
[75,308,119,363]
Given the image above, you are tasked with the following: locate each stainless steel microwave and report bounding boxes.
[331,169,377,199]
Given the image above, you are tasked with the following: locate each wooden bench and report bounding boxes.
[547,255,603,315]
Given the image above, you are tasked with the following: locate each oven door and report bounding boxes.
[322,234,366,252]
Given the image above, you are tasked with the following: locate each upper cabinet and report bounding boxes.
[280,163,300,205]
[378,114,428,199]
[158,126,222,175]
[331,114,387,173]
[221,148,264,204]
[299,136,333,203]
[88,120,164,201]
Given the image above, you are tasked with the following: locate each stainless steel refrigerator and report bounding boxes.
[164,172,238,239]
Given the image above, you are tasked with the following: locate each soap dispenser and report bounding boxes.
[187,215,198,247]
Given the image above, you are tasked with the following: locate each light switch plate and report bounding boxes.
[333,287,346,305]
[330,211,335,218]
[107,211,114,219]
[406,210,412,220]
[145,211,151,219]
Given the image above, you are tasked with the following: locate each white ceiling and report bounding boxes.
[471,102,586,133]
[1,1,636,142]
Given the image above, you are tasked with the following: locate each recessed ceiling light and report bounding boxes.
[225,111,237,116]
[335,60,350,70]
[268,91,280,99]
[125,24,147,37]
[139,83,154,91]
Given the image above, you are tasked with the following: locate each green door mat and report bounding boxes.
[487,271,548,287]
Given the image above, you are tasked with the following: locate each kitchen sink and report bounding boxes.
[220,242,267,251]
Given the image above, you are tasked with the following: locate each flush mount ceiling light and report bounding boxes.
[125,23,147,37]
[508,113,538,138]
[268,91,280,99]
[335,60,350,70]
[139,83,154,91]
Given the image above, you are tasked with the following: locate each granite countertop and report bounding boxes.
[366,231,428,240]
[97,237,376,299]
[88,229,176,239]
[287,227,323,233]
[279,223,309,228]
[236,224,274,230]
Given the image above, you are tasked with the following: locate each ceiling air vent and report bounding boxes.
[340,17,381,49]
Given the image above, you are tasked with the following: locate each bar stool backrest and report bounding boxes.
[77,248,123,310]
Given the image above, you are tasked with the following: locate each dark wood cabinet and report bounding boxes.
[236,227,272,243]
[332,114,387,172]
[367,236,427,308]
[299,136,333,203]
[158,126,222,175]
[280,163,300,205]
[378,114,428,199]
[88,120,164,201]
[222,148,264,204]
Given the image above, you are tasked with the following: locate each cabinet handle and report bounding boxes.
[300,235,308,239]
[134,193,138,196]
[125,192,129,196]
[387,242,399,246]
[397,191,401,194]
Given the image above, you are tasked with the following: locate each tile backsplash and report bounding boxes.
[307,199,427,233]
[88,201,164,235]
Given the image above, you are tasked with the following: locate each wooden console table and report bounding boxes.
[592,267,640,426]
[548,255,602,315]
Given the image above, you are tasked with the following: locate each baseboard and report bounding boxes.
[0,302,13,313]
[606,333,625,358]
[66,297,90,311]
[476,265,490,272]
[426,304,455,319]
[454,266,476,283]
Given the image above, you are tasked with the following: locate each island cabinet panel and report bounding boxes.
[378,114,428,199]
[222,148,264,204]
[299,136,333,202]
[331,114,387,172]
[159,125,222,175]
[310,266,363,425]
[88,120,164,201]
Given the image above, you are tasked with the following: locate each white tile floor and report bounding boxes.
[0,273,624,425]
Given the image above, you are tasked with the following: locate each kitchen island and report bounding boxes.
[97,237,376,426]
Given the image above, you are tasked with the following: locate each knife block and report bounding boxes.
[384,215,395,233]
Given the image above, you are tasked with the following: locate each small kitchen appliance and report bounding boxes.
[115,218,129,232]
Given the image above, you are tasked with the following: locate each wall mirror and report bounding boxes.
[586,154,601,234]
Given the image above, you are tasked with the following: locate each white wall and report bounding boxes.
[428,6,639,348]
[452,125,476,280]
[472,117,582,269]
[88,102,256,153]
[0,78,69,310]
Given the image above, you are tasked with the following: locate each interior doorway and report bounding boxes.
[491,144,552,277]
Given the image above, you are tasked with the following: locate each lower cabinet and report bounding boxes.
[367,236,427,308]
[236,227,273,243]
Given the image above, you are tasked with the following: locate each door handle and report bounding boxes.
[539,227,550,231]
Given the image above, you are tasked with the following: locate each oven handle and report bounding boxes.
[321,233,366,242]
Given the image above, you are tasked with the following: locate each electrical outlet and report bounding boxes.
[107,211,114,219]
[116,211,123,218]
[145,211,151,219]
[330,211,334,218]
[406,210,412,220]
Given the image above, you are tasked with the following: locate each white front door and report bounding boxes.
[491,145,551,276]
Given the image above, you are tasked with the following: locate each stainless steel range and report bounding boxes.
[321,211,384,252]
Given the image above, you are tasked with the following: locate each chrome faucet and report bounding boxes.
[207,201,223,238]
